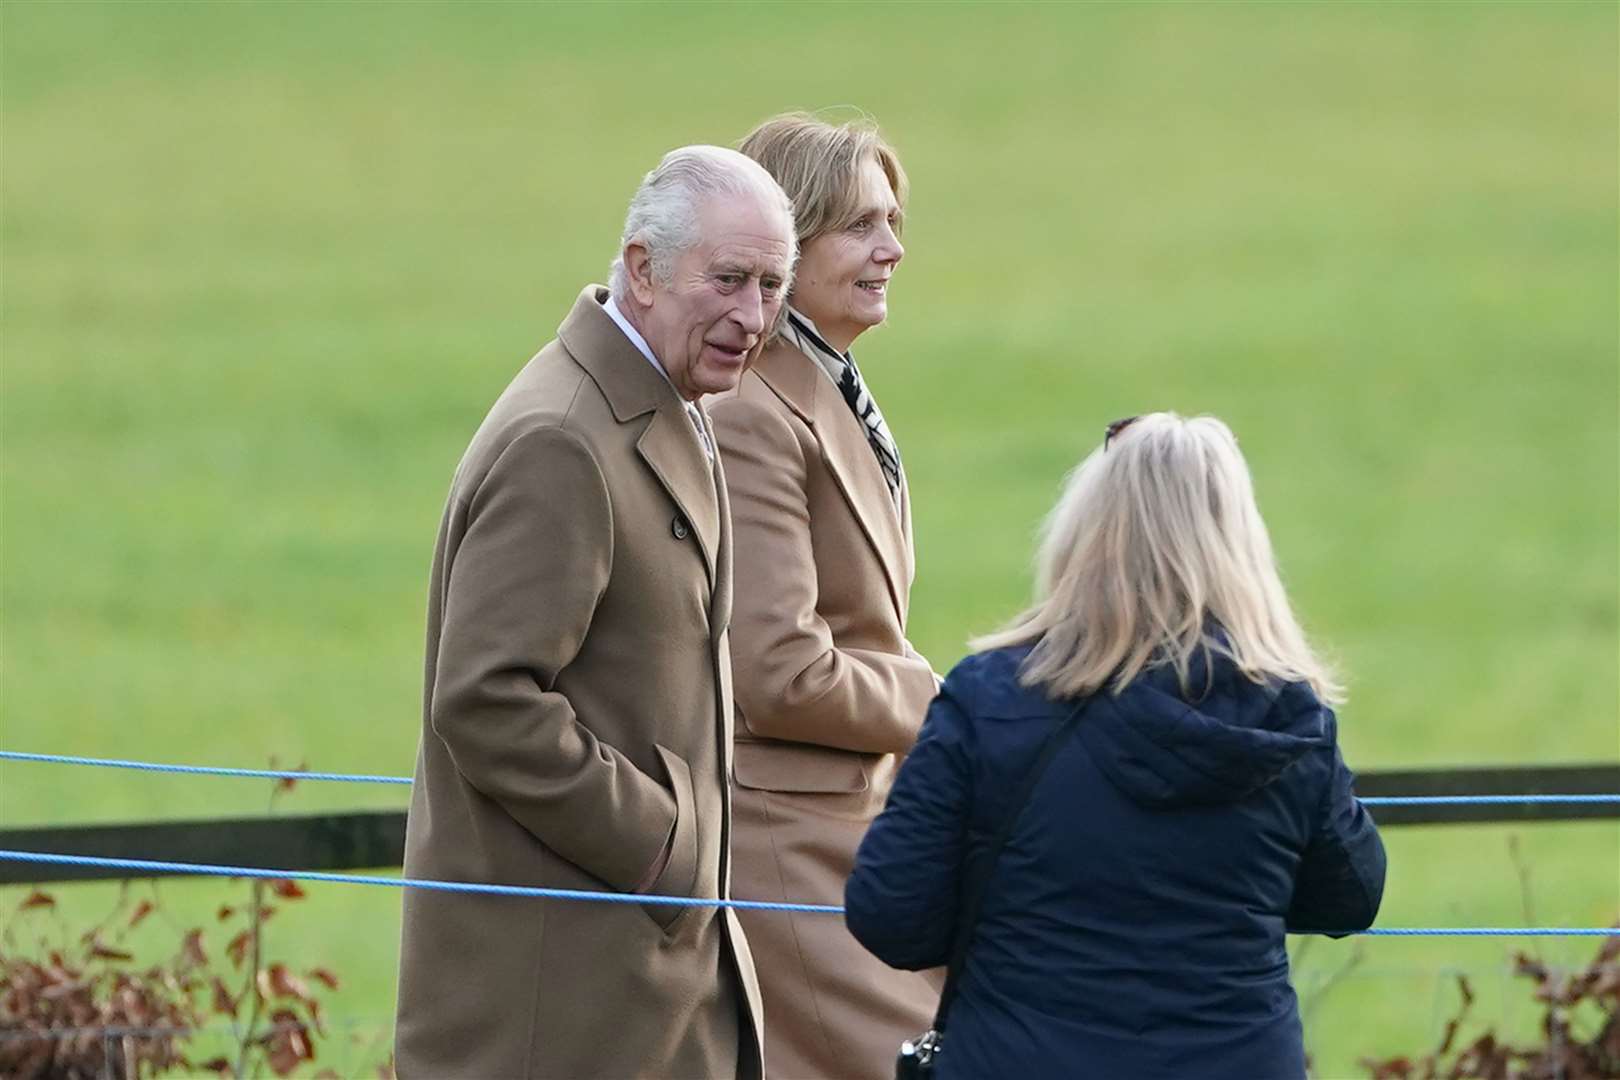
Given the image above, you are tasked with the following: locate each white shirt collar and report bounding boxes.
[601,295,714,463]
[602,295,666,379]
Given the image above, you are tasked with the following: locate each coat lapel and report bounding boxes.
[898,466,916,596]
[752,338,909,624]
[558,286,720,592]
[635,408,720,589]
[703,407,733,640]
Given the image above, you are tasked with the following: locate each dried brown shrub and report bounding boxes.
[1362,924,1620,1080]
[0,765,393,1079]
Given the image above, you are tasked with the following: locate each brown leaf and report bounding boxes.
[17,890,55,911]
[1597,924,1620,965]
[226,929,253,969]
[1358,1056,1413,1080]
[1596,1012,1620,1059]
[1514,952,1548,980]
[267,879,306,901]
[1533,972,1570,1005]
[275,761,308,793]
[210,977,238,1018]
[262,1008,313,1075]
[89,942,134,962]
[258,963,314,1004]
[1455,1034,1504,1080]
[128,899,155,929]
[306,967,340,991]
[181,929,208,968]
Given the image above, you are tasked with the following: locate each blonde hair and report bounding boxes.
[973,413,1344,704]
[738,110,909,247]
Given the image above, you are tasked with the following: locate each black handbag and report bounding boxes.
[895,700,1091,1079]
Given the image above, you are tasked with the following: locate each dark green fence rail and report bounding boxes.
[1,764,1615,885]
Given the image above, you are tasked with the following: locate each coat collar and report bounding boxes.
[558,286,722,592]
[751,335,910,623]
[558,285,670,423]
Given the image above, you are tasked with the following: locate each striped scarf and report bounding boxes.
[782,308,903,506]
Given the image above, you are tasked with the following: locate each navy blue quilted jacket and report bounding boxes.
[845,642,1386,1079]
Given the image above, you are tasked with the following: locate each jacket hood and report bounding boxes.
[1074,644,1330,808]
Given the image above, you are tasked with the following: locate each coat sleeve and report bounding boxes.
[429,426,676,893]
[844,678,975,970]
[710,392,937,754]
[1285,711,1387,936]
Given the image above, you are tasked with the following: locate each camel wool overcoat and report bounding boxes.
[709,336,942,1080]
[395,286,763,1080]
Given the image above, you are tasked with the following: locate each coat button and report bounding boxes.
[671,515,689,540]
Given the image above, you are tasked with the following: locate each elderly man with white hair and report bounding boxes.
[395,145,797,1080]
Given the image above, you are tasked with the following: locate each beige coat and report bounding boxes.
[709,337,941,1080]
[396,286,763,1080]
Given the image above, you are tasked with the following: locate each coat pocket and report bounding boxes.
[732,740,871,794]
[641,744,701,932]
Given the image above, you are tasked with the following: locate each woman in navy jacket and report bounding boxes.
[846,413,1386,1079]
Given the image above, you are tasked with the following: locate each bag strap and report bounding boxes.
[929,697,1091,1033]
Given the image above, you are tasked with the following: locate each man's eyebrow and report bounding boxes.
[711,259,787,278]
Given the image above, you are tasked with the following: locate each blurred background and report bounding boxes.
[3,2,1615,1074]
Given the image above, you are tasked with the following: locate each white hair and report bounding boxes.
[608,145,796,303]
[973,412,1344,704]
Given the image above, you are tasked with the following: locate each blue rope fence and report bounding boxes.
[0,850,841,914]
[3,750,1617,935]
[4,750,1617,807]
[1366,794,1620,806]
[0,750,412,786]
[1,850,1614,936]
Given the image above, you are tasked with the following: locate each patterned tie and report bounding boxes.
[834,354,901,501]
[786,312,902,504]
[685,401,713,463]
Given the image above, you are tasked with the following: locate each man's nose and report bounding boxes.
[732,280,767,335]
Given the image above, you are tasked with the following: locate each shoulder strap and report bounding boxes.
[929,697,1092,1032]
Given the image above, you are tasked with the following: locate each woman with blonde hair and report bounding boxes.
[709,112,940,1078]
[847,413,1386,1079]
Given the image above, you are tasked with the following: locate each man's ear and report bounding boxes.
[624,244,657,307]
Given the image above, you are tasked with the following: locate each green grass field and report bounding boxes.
[3,3,1616,1075]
